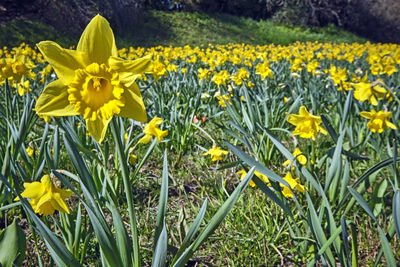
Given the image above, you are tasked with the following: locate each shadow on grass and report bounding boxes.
[114,10,176,48]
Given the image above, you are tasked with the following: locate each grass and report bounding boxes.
[0,10,367,48]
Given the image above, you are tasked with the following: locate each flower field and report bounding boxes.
[0,15,399,266]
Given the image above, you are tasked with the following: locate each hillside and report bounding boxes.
[0,10,366,48]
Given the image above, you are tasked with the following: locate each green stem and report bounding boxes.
[311,141,315,173]
[110,118,140,267]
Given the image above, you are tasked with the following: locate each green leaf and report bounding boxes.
[393,190,400,240]
[173,167,255,267]
[154,150,168,250]
[0,219,26,267]
[306,193,336,266]
[171,199,208,265]
[348,187,396,266]
[338,157,400,210]
[107,198,132,267]
[340,90,353,131]
[152,222,167,267]
[321,115,338,142]
[326,131,344,200]
[225,141,289,187]
[307,224,343,267]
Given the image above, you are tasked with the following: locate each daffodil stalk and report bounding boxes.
[1,79,11,178]
[110,118,140,266]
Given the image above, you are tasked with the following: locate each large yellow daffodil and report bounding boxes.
[35,15,151,142]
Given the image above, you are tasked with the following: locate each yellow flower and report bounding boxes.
[34,15,151,143]
[287,106,327,140]
[353,76,389,106]
[283,148,307,167]
[15,175,72,216]
[138,117,168,144]
[203,146,228,161]
[0,52,35,83]
[306,60,319,75]
[255,62,273,79]
[237,169,271,187]
[26,147,34,158]
[280,172,305,199]
[216,94,232,107]
[18,79,31,96]
[128,153,137,165]
[201,92,210,98]
[360,110,397,133]
[329,65,348,90]
[198,68,212,81]
[212,70,230,87]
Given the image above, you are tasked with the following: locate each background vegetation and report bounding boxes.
[1,0,399,47]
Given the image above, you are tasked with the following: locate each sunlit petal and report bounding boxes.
[35,80,78,117]
[77,14,117,64]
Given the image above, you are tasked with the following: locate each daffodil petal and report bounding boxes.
[299,106,309,116]
[20,182,44,199]
[51,192,70,214]
[109,54,152,87]
[37,41,90,84]
[77,14,117,64]
[386,121,397,130]
[56,188,73,199]
[35,193,56,215]
[119,83,147,122]
[35,80,78,117]
[86,118,112,143]
[287,114,303,125]
[138,134,153,144]
[360,111,373,119]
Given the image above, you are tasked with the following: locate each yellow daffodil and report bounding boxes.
[18,79,31,96]
[237,169,271,187]
[198,68,212,81]
[255,62,273,80]
[203,146,228,161]
[34,15,151,142]
[212,70,230,87]
[216,94,232,107]
[26,147,34,158]
[287,106,327,140]
[360,110,397,133]
[138,117,168,144]
[280,172,305,199]
[128,153,137,165]
[353,76,389,106]
[283,148,307,167]
[0,51,36,83]
[16,175,72,216]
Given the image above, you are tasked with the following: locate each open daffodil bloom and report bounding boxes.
[35,15,151,142]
